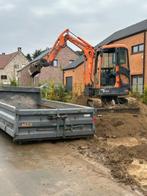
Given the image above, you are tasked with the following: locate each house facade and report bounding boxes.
[0,48,28,85]
[63,19,147,95]
[63,56,85,95]
[18,46,79,86]
[96,20,147,94]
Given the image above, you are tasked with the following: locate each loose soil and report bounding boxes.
[75,101,147,195]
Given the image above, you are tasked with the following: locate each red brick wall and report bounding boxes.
[18,46,78,86]
[144,31,147,85]
[38,46,78,85]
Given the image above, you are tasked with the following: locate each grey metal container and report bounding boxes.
[0,87,95,142]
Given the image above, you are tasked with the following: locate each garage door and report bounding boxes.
[132,75,143,94]
[66,76,72,92]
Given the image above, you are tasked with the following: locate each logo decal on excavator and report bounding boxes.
[100,89,110,93]
[21,122,32,127]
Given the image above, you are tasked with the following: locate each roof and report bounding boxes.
[18,49,50,72]
[63,55,85,71]
[96,19,147,48]
[0,52,18,69]
[20,46,80,72]
[30,45,78,64]
[64,19,147,71]
[30,48,50,64]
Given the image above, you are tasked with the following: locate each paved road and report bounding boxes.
[0,132,141,196]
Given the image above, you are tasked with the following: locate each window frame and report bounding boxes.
[53,59,58,67]
[131,43,144,54]
[131,74,143,94]
[1,75,7,80]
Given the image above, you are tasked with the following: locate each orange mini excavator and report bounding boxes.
[29,29,131,106]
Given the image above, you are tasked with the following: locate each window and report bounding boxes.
[69,60,74,64]
[101,48,116,86]
[1,75,7,80]
[119,48,127,64]
[132,75,143,94]
[132,44,144,54]
[132,46,138,53]
[53,59,58,67]
[139,44,144,52]
[102,48,116,68]
[14,64,19,69]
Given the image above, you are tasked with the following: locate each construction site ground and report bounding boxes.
[0,101,147,195]
[77,102,147,195]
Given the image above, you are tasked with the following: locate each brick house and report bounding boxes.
[63,56,85,95]
[18,46,79,86]
[0,48,28,85]
[63,19,147,95]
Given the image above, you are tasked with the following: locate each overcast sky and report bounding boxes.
[0,0,146,54]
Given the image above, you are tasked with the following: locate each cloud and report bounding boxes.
[30,0,116,17]
[0,3,15,11]
[0,0,146,54]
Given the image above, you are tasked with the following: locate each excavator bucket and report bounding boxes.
[29,59,52,77]
[29,62,42,77]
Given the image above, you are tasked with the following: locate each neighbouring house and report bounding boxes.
[18,46,79,86]
[0,47,28,85]
[63,56,85,95]
[63,19,147,95]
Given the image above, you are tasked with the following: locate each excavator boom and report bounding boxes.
[29,29,95,86]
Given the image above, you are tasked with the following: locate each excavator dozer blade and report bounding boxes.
[87,97,140,113]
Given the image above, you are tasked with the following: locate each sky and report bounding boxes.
[0,0,147,55]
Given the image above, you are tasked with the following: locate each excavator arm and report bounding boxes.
[29,29,95,85]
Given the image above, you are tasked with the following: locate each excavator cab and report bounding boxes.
[98,47,117,87]
[87,45,130,98]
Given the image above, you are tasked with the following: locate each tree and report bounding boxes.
[26,53,32,62]
[26,49,43,62]
[32,49,42,59]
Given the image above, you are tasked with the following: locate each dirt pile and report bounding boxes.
[76,102,147,194]
[96,112,147,139]
[130,144,147,161]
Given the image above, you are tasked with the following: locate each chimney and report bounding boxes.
[18,47,22,52]
[2,53,5,55]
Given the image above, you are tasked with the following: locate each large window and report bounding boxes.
[132,44,144,54]
[132,75,143,94]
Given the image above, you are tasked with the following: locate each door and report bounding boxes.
[66,76,72,92]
